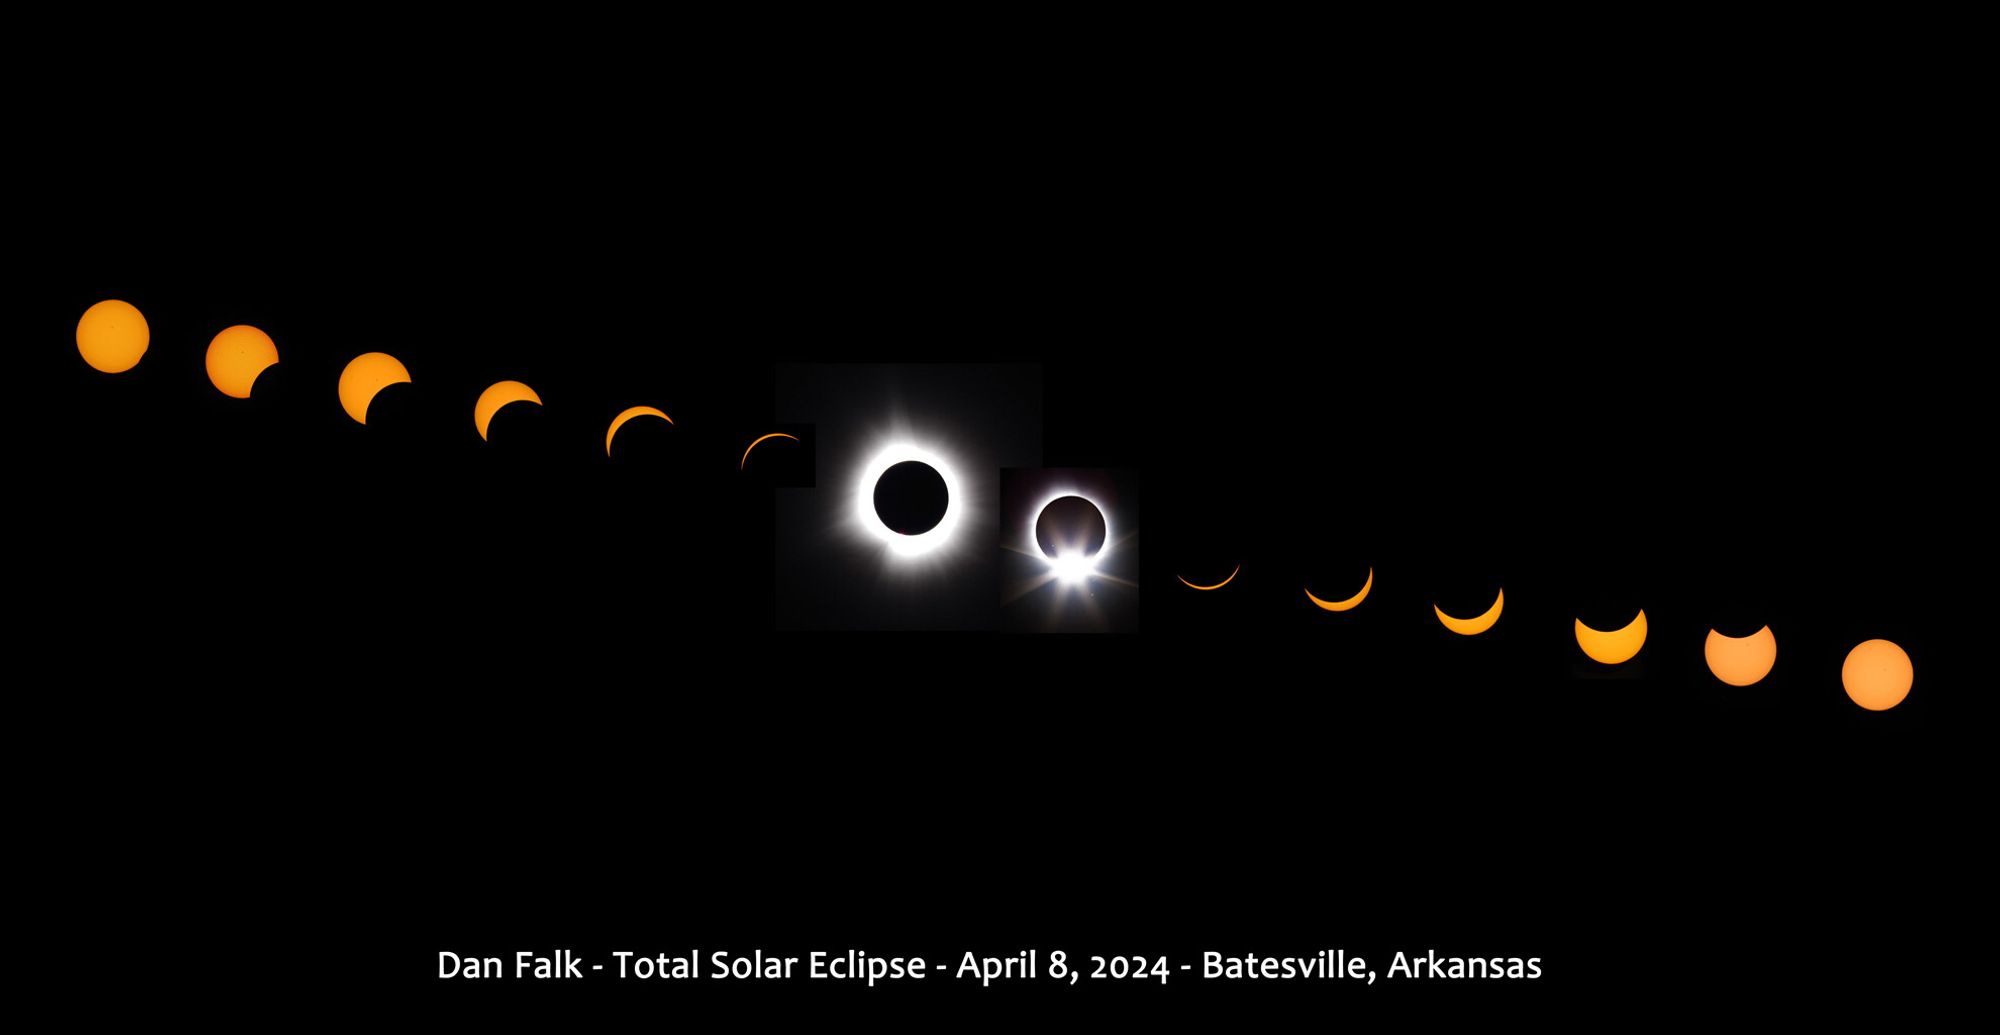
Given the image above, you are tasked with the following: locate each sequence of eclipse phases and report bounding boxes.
[75,298,1914,710]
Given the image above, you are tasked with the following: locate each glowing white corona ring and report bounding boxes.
[855,444,963,557]
[1032,491,1112,583]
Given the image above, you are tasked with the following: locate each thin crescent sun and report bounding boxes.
[605,405,673,456]
[1305,568,1372,612]
[1575,610,1648,664]
[1177,565,1240,591]
[740,432,798,470]
[1435,589,1503,636]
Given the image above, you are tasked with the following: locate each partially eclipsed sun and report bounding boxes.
[606,406,673,456]
[1305,568,1372,612]
[1178,565,1239,591]
[1435,589,1503,636]
[337,352,412,425]
[205,325,279,399]
[1705,626,1777,686]
[475,381,542,440]
[1575,611,1647,665]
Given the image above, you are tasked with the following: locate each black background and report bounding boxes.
[25,22,1973,1023]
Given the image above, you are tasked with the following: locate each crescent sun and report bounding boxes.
[337,352,412,425]
[1305,568,1372,611]
[605,405,673,456]
[740,432,799,470]
[1177,564,1240,591]
[1575,610,1648,664]
[1435,589,1503,636]
[474,381,543,441]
